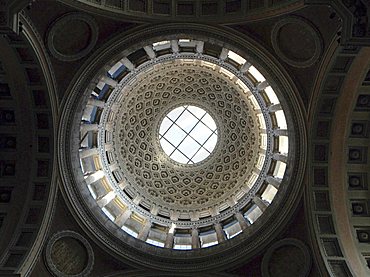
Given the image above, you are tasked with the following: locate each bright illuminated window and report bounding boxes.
[200,232,218,248]
[202,241,218,248]
[178,39,196,47]
[265,86,280,104]
[275,110,287,129]
[245,205,263,224]
[173,244,192,250]
[102,207,115,221]
[121,225,138,238]
[249,66,265,82]
[228,50,246,65]
[153,40,170,47]
[279,136,289,155]
[146,238,165,247]
[229,230,242,239]
[224,221,242,239]
[87,184,98,199]
[159,105,218,164]
[273,161,287,179]
[261,185,278,204]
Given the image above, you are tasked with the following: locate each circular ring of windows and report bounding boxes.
[78,37,289,250]
[59,24,306,271]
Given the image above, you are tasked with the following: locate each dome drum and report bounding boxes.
[58,24,306,271]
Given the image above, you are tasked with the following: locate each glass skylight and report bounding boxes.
[159,105,218,164]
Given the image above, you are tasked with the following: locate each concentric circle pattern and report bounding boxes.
[76,36,290,251]
[110,60,261,214]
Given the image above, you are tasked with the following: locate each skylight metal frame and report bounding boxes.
[159,105,218,164]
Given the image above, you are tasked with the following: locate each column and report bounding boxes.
[268,104,282,112]
[214,223,226,243]
[253,196,268,212]
[164,232,174,248]
[80,123,98,133]
[114,209,132,226]
[190,211,199,221]
[171,40,179,53]
[227,197,237,207]
[137,220,151,241]
[120,57,135,71]
[240,62,251,73]
[273,153,288,163]
[219,48,229,60]
[257,80,269,90]
[109,163,119,172]
[235,212,249,230]
[191,228,200,249]
[170,210,180,221]
[79,147,98,159]
[196,41,204,54]
[273,129,288,136]
[87,98,105,108]
[132,195,143,205]
[144,45,156,59]
[118,180,128,190]
[105,144,113,151]
[266,176,282,189]
[209,207,218,217]
[105,122,114,131]
[101,75,118,87]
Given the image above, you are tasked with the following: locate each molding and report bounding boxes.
[57,0,305,25]
[103,269,237,277]
[271,16,323,68]
[19,12,60,113]
[45,230,94,277]
[329,47,370,277]
[306,41,368,276]
[0,29,55,276]
[307,33,340,121]
[46,12,98,62]
[13,13,59,277]
[261,238,312,277]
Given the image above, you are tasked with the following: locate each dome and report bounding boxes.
[58,24,305,271]
[3,1,370,276]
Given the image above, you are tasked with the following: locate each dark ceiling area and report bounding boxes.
[0,1,369,277]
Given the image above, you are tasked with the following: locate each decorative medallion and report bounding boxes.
[261,238,312,277]
[45,231,94,277]
[271,16,323,68]
[47,13,98,62]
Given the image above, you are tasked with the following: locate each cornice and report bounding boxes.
[57,0,305,25]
